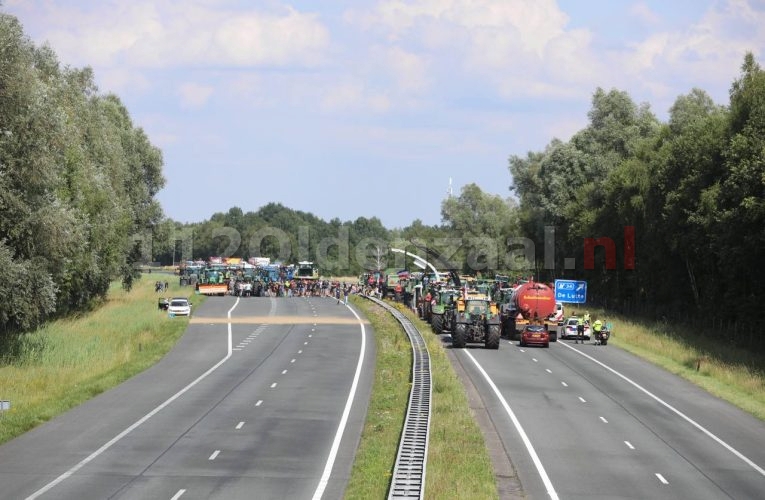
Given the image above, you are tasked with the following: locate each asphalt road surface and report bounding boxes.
[0,294,374,500]
[450,335,765,500]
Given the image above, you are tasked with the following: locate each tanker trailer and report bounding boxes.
[500,281,558,341]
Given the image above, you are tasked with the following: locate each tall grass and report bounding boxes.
[0,276,202,444]
[586,307,765,421]
[345,297,497,500]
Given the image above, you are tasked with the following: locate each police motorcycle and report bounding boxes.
[594,323,610,345]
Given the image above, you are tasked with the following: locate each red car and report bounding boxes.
[520,325,550,348]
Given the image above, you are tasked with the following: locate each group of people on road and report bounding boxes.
[573,311,606,344]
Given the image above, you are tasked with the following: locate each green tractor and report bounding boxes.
[431,289,460,335]
[452,297,501,349]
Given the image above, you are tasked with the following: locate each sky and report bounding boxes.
[4,0,765,229]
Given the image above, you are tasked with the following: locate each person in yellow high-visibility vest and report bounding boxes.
[593,318,603,344]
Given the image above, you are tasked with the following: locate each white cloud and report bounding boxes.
[363,0,569,55]
[178,82,214,109]
[617,0,765,106]
[27,1,330,70]
[352,0,602,101]
[629,2,662,26]
[382,45,430,93]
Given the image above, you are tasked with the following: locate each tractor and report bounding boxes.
[451,297,501,349]
[431,289,460,334]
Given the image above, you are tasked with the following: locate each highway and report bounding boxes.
[0,295,374,500]
[451,336,765,500]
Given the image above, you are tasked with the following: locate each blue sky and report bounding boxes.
[4,0,764,228]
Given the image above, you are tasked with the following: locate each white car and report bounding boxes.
[167,297,192,317]
[561,317,590,340]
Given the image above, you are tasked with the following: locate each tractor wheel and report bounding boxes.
[486,325,500,349]
[432,314,443,334]
[452,323,467,348]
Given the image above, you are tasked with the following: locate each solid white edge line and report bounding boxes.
[464,350,560,500]
[559,341,765,476]
[25,297,241,500]
[311,303,366,500]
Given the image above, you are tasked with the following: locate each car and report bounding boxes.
[520,324,549,348]
[167,297,192,317]
[560,316,590,340]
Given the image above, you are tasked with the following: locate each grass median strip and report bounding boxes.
[0,276,202,445]
[345,297,497,500]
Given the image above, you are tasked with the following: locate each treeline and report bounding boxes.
[0,13,165,334]
[151,203,390,276]
[509,53,765,349]
[150,186,520,279]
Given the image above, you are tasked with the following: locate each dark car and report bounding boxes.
[520,324,550,348]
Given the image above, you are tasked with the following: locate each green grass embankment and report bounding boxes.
[585,308,765,421]
[0,276,203,444]
[345,297,497,500]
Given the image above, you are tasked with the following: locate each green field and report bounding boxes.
[0,275,202,445]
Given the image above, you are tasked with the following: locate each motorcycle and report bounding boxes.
[594,326,610,346]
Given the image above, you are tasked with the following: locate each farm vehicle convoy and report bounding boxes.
[176,256,567,349]
[177,257,322,297]
[365,268,566,349]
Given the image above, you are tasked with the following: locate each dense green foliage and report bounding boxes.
[509,53,765,350]
[151,188,518,278]
[6,5,761,353]
[153,203,393,276]
[0,13,164,334]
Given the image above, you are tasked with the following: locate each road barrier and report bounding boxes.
[365,296,432,500]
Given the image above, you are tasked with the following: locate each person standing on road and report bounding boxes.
[344,285,349,305]
[577,316,585,344]
[336,286,341,304]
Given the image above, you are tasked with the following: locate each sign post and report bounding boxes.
[554,279,587,304]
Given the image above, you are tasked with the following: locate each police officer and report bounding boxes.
[593,318,603,344]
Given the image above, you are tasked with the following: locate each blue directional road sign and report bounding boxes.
[554,279,587,303]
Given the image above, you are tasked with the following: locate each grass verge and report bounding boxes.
[345,297,497,500]
[0,276,204,445]
[584,307,765,421]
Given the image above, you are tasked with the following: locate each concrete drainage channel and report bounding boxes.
[365,296,432,500]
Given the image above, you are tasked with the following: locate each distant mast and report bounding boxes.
[448,177,453,198]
